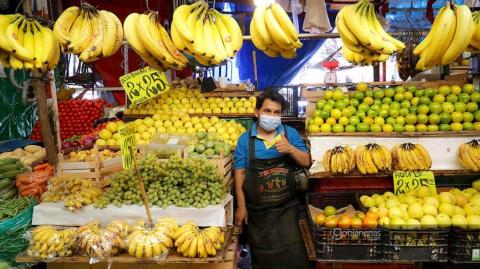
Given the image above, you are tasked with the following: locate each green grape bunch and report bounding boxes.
[94,154,225,209]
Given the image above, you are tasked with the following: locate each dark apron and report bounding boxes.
[243,128,310,269]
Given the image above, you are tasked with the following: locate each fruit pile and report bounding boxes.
[94,154,225,209]
[173,222,225,258]
[124,87,256,115]
[126,218,177,258]
[313,205,379,229]
[458,139,480,171]
[0,14,60,71]
[97,113,245,147]
[250,3,302,58]
[41,177,103,211]
[186,132,231,158]
[31,99,107,141]
[415,4,473,70]
[359,182,480,229]
[75,220,129,258]
[307,83,480,133]
[322,142,431,174]
[337,0,404,65]
[66,148,119,162]
[54,4,123,62]
[124,11,187,70]
[27,226,77,260]
[171,2,242,66]
[0,145,46,167]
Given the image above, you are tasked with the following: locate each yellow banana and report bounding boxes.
[250,16,267,51]
[6,18,34,61]
[209,15,229,61]
[171,20,186,51]
[252,5,272,45]
[0,14,20,52]
[66,9,85,51]
[264,8,293,49]
[211,11,234,58]
[137,13,175,65]
[336,8,360,48]
[158,24,189,65]
[101,10,123,57]
[414,7,446,55]
[79,12,103,62]
[270,3,298,42]
[367,6,404,51]
[188,236,198,258]
[197,233,206,258]
[31,22,44,70]
[68,9,93,54]
[173,2,204,43]
[124,13,148,55]
[53,6,80,45]
[193,7,208,57]
[280,49,296,59]
[441,5,473,65]
[23,21,35,70]
[422,5,456,67]
[213,10,243,54]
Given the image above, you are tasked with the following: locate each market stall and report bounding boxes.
[0,0,480,269]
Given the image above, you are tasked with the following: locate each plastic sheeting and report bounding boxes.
[386,0,464,30]
[0,70,37,140]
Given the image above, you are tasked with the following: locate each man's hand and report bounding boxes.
[235,207,248,226]
[275,134,293,154]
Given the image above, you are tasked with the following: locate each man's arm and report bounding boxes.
[234,169,248,225]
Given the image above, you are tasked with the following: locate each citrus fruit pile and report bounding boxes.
[308,83,480,133]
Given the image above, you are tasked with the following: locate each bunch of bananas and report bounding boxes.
[54,4,123,63]
[337,0,404,65]
[415,4,473,70]
[124,11,188,70]
[469,11,480,51]
[0,14,60,71]
[27,226,76,260]
[171,1,243,66]
[250,3,302,58]
[75,221,125,258]
[322,146,355,174]
[173,222,225,258]
[127,219,175,259]
[391,143,432,171]
[457,139,480,172]
[355,143,392,174]
[41,177,102,211]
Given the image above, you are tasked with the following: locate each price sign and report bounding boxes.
[393,171,436,196]
[119,67,170,104]
[119,126,137,170]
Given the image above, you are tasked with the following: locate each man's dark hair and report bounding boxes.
[256,88,286,111]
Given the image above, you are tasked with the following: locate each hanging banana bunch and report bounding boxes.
[250,3,302,58]
[53,3,123,63]
[171,1,243,66]
[336,0,405,65]
[414,4,473,70]
[467,11,480,51]
[0,14,61,71]
[124,11,188,70]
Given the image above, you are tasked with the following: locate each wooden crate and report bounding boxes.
[57,154,123,187]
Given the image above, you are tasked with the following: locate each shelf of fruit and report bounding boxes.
[16,219,236,263]
[306,83,480,134]
[125,113,255,119]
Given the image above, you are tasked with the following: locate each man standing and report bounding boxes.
[234,90,312,269]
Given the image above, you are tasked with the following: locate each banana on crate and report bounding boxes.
[457,139,480,172]
[41,177,103,211]
[250,3,302,58]
[0,14,61,71]
[322,146,356,174]
[75,220,130,258]
[173,222,225,258]
[355,143,392,174]
[415,4,473,70]
[126,218,177,259]
[337,0,404,65]
[392,143,432,171]
[170,1,243,66]
[54,3,123,62]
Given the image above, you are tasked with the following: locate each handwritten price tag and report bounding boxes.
[119,126,137,170]
[119,67,170,104]
[393,171,436,196]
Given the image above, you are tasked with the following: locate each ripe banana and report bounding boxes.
[355,144,392,174]
[54,6,80,45]
[441,5,473,65]
[323,146,355,174]
[392,143,432,171]
[173,223,224,258]
[27,226,76,260]
[250,4,301,58]
[457,140,480,171]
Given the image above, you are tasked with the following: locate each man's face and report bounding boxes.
[254,98,282,118]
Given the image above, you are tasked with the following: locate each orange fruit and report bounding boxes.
[314,214,326,225]
[351,217,363,229]
[355,211,366,219]
[366,211,379,221]
[338,216,352,229]
[325,216,338,228]
[363,217,378,229]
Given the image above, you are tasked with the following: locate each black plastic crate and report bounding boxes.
[449,228,480,263]
[383,229,449,262]
[269,86,299,117]
[306,193,383,261]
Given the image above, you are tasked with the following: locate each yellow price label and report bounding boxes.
[119,126,137,170]
[393,171,436,196]
[119,67,170,104]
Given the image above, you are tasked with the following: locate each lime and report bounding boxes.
[407,86,418,93]
[381,103,390,110]
[417,104,430,115]
[419,96,431,105]
[365,89,374,98]
[373,89,385,99]
[394,93,405,102]
[451,111,463,123]
[474,122,480,131]
[333,89,345,100]
[428,114,441,125]
[442,102,455,113]
[382,124,394,132]
[327,99,336,106]
[313,117,324,125]
[316,99,327,110]
[417,114,429,124]
[332,124,344,133]
[335,100,348,109]
[345,125,356,132]
[363,116,374,125]
[356,83,368,92]
[454,102,466,112]
[386,117,396,125]
[320,123,332,132]
[415,89,425,97]
[323,104,333,113]
[439,123,451,131]
[324,90,334,100]
[354,91,365,101]
[370,124,382,132]
[326,117,337,125]
[401,100,411,108]
[350,99,360,107]
[462,84,475,94]
[367,109,379,118]
[393,124,405,132]
[319,110,330,120]
[466,102,478,113]
[409,106,418,114]
[439,113,452,124]
[404,92,414,101]
[349,116,360,126]
[342,107,354,117]
[385,88,395,97]
[379,108,389,118]
[463,122,474,130]
[374,116,385,125]
[308,124,321,133]
[451,85,462,95]
[450,122,463,131]
[425,88,436,98]
[395,116,405,125]
[399,108,409,117]
[389,108,400,117]
[429,102,443,114]
[405,114,417,125]
[358,103,370,112]
[382,96,393,104]
[405,124,416,132]
[363,96,374,105]
[395,86,406,94]
[356,111,366,119]
[446,94,458,104]
[314,110,322,118]
[331,108,342,119]
[470,92,480,103]
[427,125,439,132]
[462,112,474,123]
[415,124,428,132]
[474,110,480,121]
[433,94,445,103]
[458,93,471,103]
[390,102,401,110]
[339,116,350,126]
[373,99,382,106]
[357,123,370,132]
[411,97,420,106]
[438,85,451,96]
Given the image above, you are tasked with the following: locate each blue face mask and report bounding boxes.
[259,114,281,131]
